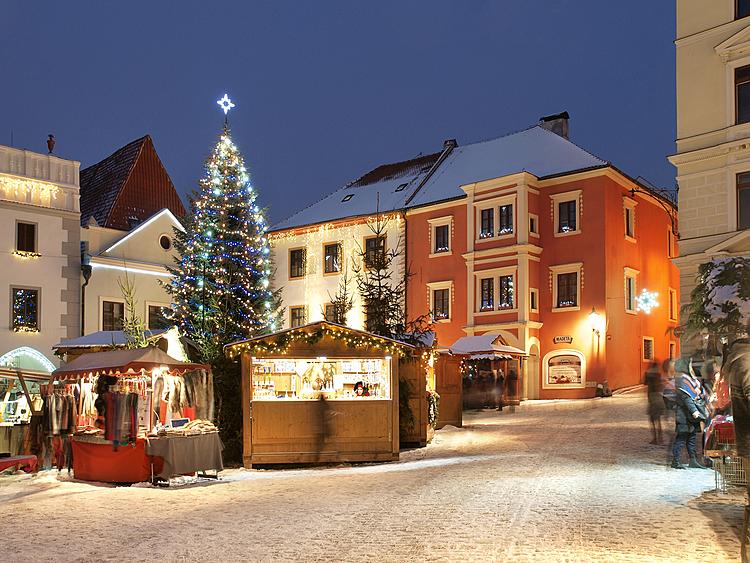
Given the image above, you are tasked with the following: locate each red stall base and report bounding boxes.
[72,438,163,483]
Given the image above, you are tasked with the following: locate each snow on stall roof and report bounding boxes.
[53,329,168,350]
[450,335,526,357]
[407,126,607,208]
[271,152,441,231]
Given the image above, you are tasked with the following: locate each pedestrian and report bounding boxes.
[670,357,709,469]
[313,394,332,462]
[725,330,750,562]
[645,360,665,445]
[495,370,505,411]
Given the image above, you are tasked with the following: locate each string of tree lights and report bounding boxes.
[164,95,281,361]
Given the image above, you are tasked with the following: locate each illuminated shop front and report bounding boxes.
[226,322,422,467]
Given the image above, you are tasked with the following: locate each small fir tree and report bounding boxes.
[324,250,354,325]
[164,124,281,361]
[118,273,147,349]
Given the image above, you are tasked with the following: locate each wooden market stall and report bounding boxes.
[48,347,222,483]
[225,321,427,467]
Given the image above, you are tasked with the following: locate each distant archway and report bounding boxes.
[0,347,56,373]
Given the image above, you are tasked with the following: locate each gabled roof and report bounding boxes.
[271,152,442,231]
[270,125,607,232]
[408,126,607,208]
[80,135,185,230]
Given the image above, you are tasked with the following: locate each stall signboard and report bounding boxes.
[546,354,582,386]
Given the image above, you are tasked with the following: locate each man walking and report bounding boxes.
[671,358,708,469]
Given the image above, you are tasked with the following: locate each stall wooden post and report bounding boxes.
[391,351,399,458]
[241,351,253,468]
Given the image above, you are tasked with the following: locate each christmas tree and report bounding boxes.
[165,97,280,361]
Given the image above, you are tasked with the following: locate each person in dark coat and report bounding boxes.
[671,357,709,469]
[645,361,665,445]
[725,336,750,562]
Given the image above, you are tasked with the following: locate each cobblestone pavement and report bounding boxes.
[2,390,744,562]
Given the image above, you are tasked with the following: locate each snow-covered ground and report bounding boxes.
[3,390,743,562]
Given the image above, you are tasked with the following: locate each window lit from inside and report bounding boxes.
[434,224,449,253]
[324,243,340,274]
[480,278,494,311]
[432,289,450,321]
[16,223,36,253]
[738,173,750,230]
[498,275,514,309]
[102,301,124,331]
[736,65,750,125]
[498,204,513,235]
[12,288,39,332]
[558,200,577,233]
[480,209,494,239]
[556,272,577,308]
[364,236,385,268]
[290,307,306,328]
[289,248,306,278]
[148,305,170,330]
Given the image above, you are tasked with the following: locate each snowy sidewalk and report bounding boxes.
[2,391,743,562]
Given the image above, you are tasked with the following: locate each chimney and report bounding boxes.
[443,138,458,151]
[539,111,570,139]
[47,134,55,154]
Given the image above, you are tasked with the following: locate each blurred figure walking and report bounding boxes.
[671,357,709,469]
[645,360,665,445]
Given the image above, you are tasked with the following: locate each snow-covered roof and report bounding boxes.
[449,335,526,358]
[271,126,607,232]
[53,329,169,350]
[407,126,607,208]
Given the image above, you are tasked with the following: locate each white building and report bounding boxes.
[671,1,750,352]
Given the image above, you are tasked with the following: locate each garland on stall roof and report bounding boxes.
[226,325,417,359]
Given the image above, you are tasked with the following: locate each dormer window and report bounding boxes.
[394,183,408,192]
[341,194,354,202]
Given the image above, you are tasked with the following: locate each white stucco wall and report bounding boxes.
[271,215,405,330]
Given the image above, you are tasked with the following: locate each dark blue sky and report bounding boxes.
[1,1,675,225]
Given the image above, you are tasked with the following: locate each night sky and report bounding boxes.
[1,1,675,225]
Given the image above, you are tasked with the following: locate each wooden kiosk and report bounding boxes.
[225,322,416,467]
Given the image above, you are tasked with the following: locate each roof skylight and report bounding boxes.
[341,194,354,202]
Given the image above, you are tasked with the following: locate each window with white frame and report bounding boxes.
[290,306,307,328]
[427,281,453,322]
[428,216,452,255]
[624,268,638,313]
[624,197,636,240]
[476,195,516,241]
[643,337,655,361]
[475,267,517,312]
[102,300,125,331]
[530,288,539,312]
[550,263,582,311]
[289,248,306,279]
[551,190,581,236]
[668,288,677,322]
[529,214,539,237]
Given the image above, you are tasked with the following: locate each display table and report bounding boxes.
[72,436,163,483]
[145,432,223,479]
[0,454,38,473]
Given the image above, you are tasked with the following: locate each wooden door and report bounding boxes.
[435,354,462,428]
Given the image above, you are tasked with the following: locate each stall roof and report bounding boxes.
[53,329,168,350]
[225,321,423,358]
[52,347,208,379]
[449,335,527,359]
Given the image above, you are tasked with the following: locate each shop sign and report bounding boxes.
[553,336,573,344]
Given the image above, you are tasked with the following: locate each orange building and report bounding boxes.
[271,114,679,399]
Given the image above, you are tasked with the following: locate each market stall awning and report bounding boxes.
[449,335,527,360]
[52,347,208,380]
[225,321,420,359]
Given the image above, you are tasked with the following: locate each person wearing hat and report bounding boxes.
[671,357,709,469]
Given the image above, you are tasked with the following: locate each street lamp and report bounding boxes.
[589,307,604,336]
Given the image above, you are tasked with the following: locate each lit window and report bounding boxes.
[432,289,450,321]
[556,272,578,308]
[498,275,514,309]
[498,204,513,235]
[434,225,450,253]
[289,248,306,279]
[558,200,577,233]
[480,278,494,311]
[12,288,39,332]
[16,223,36,253]
[480,209,494,239]
[643,338,654,361]
[324,243,341,274]
[102,300,124,331]
[364,236,385,269]
[290,306,306,328]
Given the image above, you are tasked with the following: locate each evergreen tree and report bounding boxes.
[682,256,750,355]
[324,250,354,325]
[165,124,281,361]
